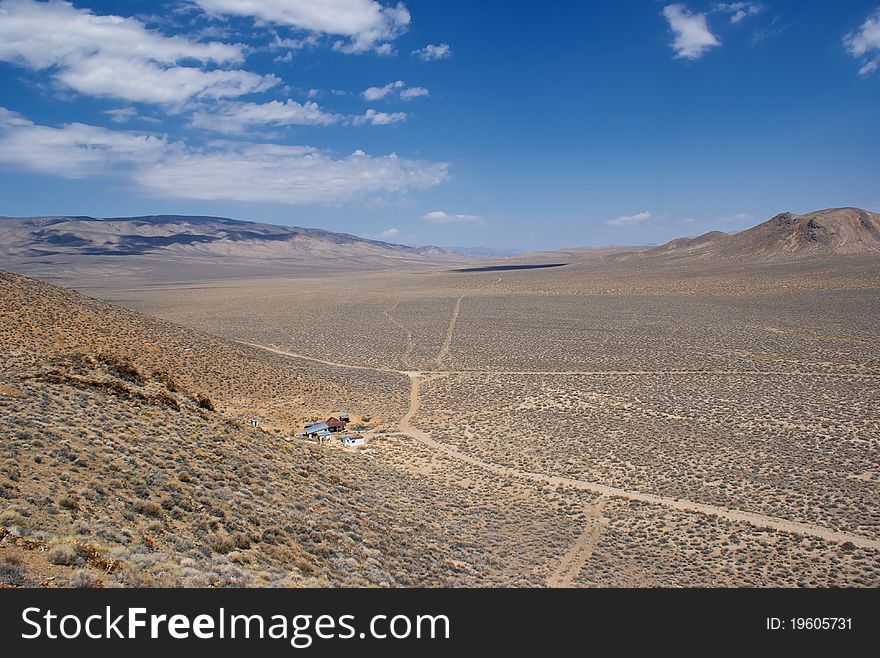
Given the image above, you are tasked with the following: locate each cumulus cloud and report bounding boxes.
[362,80,427,102]
[422,211,483,224]
[715,2,762,25]
[0,0,276,105]
[662,4,720,60]
[0,107,168,178]
[362,80,406,100]
[0,107,447,204]
[354,109,407,125]
[375,227,400,239]
[191,99,342,133]
[844,8,880,76]
[399,86,429,100]
[412,42,451,61]
[193,0,411,54]
[607,211,652,226]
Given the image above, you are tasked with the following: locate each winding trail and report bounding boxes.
[547,499,609,588]
[435,278,501,370]
[237,341,395,373]
[399,372,880,551]
[239,330,880,551]
[383,299,414,369]
[239,342,880,380]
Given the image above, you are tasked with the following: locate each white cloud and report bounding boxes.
[362,80,405,100]
[422,211,483,224]
[0,107,168,178]
[412,42,451,61]
[354,109,407,125]
[191,99,341,133]
[0,107,447,205]
[662,4,720,60]
[362,80,427,102]
[376,227,399,239]
[141,144,445,204]
[400,86,429,100]
[859,59,879,76]
[194,0,411,54]
[269,32,320,51]
[103,107,139,124]
[607,211,652,226]
[715,2,762,25]
[0,0,277,105]
[844,9,880,76]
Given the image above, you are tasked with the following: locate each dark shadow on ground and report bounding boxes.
[450,263,568,273]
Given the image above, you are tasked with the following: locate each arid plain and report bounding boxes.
[84,250,880,587]
[2,210,879,587]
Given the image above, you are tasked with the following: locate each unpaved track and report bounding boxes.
[383,299,414,369]
[240,341,880,551]
[400,373,880,550]
[240,342,880,380]
[429,369,880,378]
[547,499,608,588]
[435,278,501,370]
[237,341,395,372]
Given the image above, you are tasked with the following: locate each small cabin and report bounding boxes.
[325,417,347,432]
[304,421,329,437]
[341,434,365,447]
[339,413,350,422]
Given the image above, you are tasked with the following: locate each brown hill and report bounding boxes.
[0,269,502,587]
[630,208,880,263]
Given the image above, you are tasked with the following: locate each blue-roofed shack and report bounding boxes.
[304,422,329,437]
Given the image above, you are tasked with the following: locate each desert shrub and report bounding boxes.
[133,500,162,518]
[0,510,24,527]
[233,532,251,549]
[208,533,236,554]
[58,495,80,510]
[152,370,178,392]
[47,544,80,566]
[196,394,215,411]
[98,354,145,385]
[0,563,31,586]
[67,569,101,588]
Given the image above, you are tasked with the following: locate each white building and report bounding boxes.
[341,434,365,447]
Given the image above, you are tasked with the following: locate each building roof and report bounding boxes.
[304,422,329,433]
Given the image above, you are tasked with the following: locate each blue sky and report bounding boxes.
[0,0,878,250]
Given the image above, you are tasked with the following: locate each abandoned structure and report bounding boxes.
[304,417,347,438]
[341,434,365,447]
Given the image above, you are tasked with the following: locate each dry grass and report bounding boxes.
[3,252,880,587]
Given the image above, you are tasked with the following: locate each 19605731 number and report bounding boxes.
[767,617,853,630]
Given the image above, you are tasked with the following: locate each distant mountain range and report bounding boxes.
[0,214,467,281]
[613,208,880,263]
[0,208,877,283]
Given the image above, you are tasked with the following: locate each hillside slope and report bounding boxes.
[0,269,492,587]
[624,208,880,263]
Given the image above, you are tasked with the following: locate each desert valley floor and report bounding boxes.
[2,251,879,587]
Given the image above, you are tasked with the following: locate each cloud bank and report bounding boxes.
[0,107,447,205]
